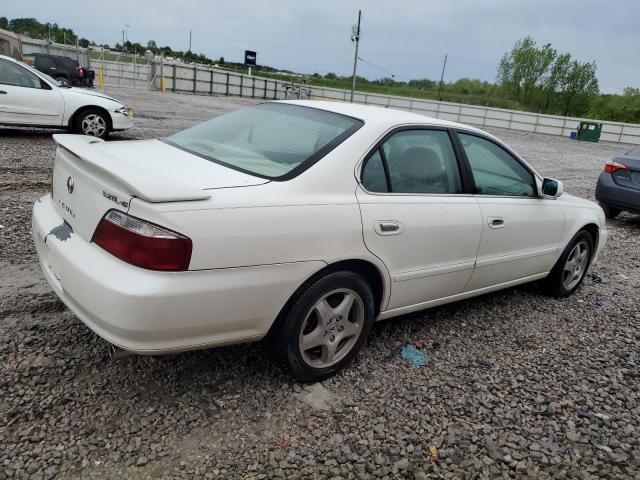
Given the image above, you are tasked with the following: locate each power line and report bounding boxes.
[357,56,397,78]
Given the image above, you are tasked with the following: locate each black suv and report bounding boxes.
[24,53,94,87]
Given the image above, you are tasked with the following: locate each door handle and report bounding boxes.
[375,221,404,235]
[488,216,505,228]
[380,222,400,232]
[0,90,6,94]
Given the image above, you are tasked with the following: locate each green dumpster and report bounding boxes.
[575,121,602,142]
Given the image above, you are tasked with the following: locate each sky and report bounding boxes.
[4,0,639,93]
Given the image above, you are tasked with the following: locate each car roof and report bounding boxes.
[278,99,482,132]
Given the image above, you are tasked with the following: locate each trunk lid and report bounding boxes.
[51,134,267,241]
[612,154,640,191]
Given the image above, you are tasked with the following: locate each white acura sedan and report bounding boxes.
[0,54,133,138]
[32,101,606,380]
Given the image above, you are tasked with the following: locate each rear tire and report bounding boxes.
[55,76,71,87]
[73,109,110,139]
[543,230,594,297]
[600,203,621,219]
[267,271,375,382]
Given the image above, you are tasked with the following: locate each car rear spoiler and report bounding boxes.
[52,134,212,203]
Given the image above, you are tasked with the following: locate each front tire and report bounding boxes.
[543,230,594,297]
[600,203,621,219]
[268,271,375,382]
[74,109,110,139]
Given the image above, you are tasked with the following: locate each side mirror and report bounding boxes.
[541,178,563,198]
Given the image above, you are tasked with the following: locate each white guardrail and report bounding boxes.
[20,36,640,145]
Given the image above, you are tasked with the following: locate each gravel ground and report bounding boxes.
[1,88,639,479]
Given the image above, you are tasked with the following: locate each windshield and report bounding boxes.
[163,103,363,180]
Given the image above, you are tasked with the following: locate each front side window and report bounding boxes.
[459,133,536,197]
[362,129,462,194]
[163,103,363,179]
[0,59,42,88]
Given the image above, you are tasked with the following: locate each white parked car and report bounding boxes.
[32,101,606,380]
[0,54,133,138]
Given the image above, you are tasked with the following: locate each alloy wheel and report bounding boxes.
[298,288,364,368]
[561,240,589,290]
[81,114,107,137]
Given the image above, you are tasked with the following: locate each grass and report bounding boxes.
[89,51,148,66]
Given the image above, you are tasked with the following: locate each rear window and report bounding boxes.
[627,145,640,157]
[163,103,363,180]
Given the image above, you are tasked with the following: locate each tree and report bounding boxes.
[498,36,555,105]
[542,53,571,111]
[0,17,8,29]
[557,60,599,116]
[147,40,157,50]
[408,78,437,90]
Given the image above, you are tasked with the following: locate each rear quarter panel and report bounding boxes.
[125,127,393,305]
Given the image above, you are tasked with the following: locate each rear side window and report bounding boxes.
[459,133,536,197]
[58,57,78,69]
[361,129,462,194]
[361,150,387,192]
[36,56,55,70]
[164,103,363,180]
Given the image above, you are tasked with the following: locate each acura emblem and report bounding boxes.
[66,176,74,194]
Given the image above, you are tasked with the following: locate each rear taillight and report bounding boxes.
[92,210,192,271]
[604,159,629,174]
[78,67,84,78]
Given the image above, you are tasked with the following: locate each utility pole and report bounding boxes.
[122,25,130,55]
[438,53,448,101]
[349,10,361,103]
[188,30,192,52]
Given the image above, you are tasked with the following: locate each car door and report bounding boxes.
[0,58,64,126]
[455,131,565,291]
[356,127,483,311]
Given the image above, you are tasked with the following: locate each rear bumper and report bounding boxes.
[32,194,324,354]
[595,172,640,214]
